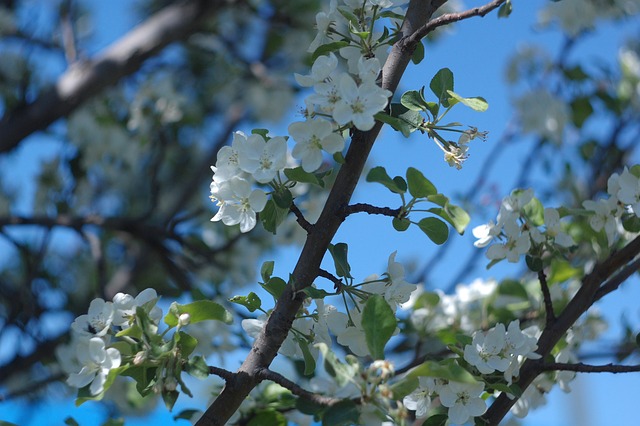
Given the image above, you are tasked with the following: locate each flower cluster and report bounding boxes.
[403,378,487,424]
[209,0,406,233]
[463,320,541,384]
[472,189,574,263]
[59,288,161,396]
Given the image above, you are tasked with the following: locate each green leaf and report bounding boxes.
[446,90,489,112]
[102,420,125,426]
[523,196,544,226]
[164,300,233,327]
[362,295,397,359]
[173,410,201,422]
[229,292,262,312]
[316,343,358,387]
[176,331,198,356]
[303,286,332,299]
[408,360,477,384]
[392,217,411,231]
[261,261,274,282]
[498,279,529,300]
[622,214,640,233]
[322,399,360,426]
[570,97,593,128]
[272,188,293,209]
[298,339,317,376]
[260,199,290,234]
[401,90,430,112]
[406,167,437,198]
[248,410,287,426]
[185,355,210,379]
[376,105,424,137]
[328,242,352,279]
[162,389,180,411]
[525,255,543,272]
[311,40,350,61]
[498,0,512,18]
[423,414,448,426]
[636,332,640,348]
[430,68,454,106]
[64,418,80,426]
[411,40,425,64]
[417,217,449,245]
[333,151,346,164]
[389,376,419,400]
[426,193,448,207]
[263,277,287,299]
[366,166,407,194]
[251,128,270,139]
[284,166,325,187]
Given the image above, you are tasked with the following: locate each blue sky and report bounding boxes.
[2,0,640,425]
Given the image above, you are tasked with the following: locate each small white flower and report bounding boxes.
[67,337,121,395]
[439,381,487,425]
[112,288,162,328]
[464,324,509,374]
[332,74,391,131]
[289,119,345,172]
[403,377,436,417]
[71,298,114,338]
[472,220,499,248]
[582,198,620,246]
[294,54,338,87]
[616,167,640,215]
[237,134,287,183]
[211,178,267,233]
[543,208,574,247]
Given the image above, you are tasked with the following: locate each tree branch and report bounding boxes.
[538,269,555,327]
[342,203,401,219]
[407,0,507,44]
[539,362,640,374]
[256,368,341,406]
[290,202,314,233]
[0,0,227,152]
[483,234,640,425]
[196,2,447,424]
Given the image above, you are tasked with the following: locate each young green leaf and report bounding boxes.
[446,90,489,112]
[366,166,407,194]
[164,300,233,327]
[362,295,397,360]
[260,199,290,234]
[430,68,455,106]
[328,242,352,279]
[229,292,262,312]
[284,167,325,187]
[261,261,274,282]
[417,217,449,245]
[406,167,437,198]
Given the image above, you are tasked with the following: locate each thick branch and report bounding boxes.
[483,234,640,424]
[0,0,225,152]
[196,2,447,424]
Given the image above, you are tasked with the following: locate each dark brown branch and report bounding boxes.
[407,0,507,43]
[539,362,640,374]
[538,269,555,327]
[318,268,343,292]
[208,366,235,382]
[290,202,314,233]
[196,2,447,424]
[256,368,341,406]
[483,234,640,425]
[0,0,225,152]
[342,203,401,219]
[593,256,640,302]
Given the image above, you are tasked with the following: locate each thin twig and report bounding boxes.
[256,368,341,407]
[342,203,401,219]
[290,202,314,233]
[208,366,235,381]
[593,256,640,302]
[318,268,343,292]
[539,362,640,374]
[538,269,555,327]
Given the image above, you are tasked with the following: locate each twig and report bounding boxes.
[539,362,640,374]
[407,0,507,43]
[593,256,640,302]
[342,203,401,219]
[290,202,314,233]
[256,368,341,407]
[537,269,555,327]
[318,268,343,292]
[208,366,235,381]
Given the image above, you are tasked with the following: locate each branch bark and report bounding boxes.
[482,234,640,425]
[0,0,226,153]
[195,1,447,424]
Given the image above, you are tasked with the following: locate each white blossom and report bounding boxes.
[403,377,436,417]
[211,178,267,233]
[332,74,391,131]
[237,134,287,183]
[71,298,114,338]
[67,337,121,396]
[289,119,345,172]
[112,288,162,328]
[439,381,487,425]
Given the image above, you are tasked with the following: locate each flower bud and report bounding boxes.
[178,313,191,327]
